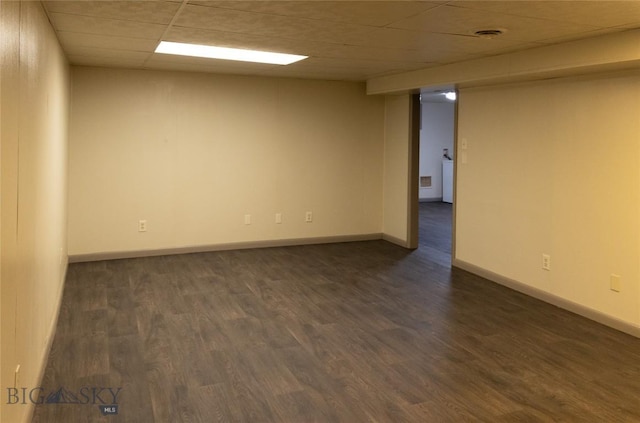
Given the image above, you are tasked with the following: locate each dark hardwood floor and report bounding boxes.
[32,203,640,422]
[418,202,452,267]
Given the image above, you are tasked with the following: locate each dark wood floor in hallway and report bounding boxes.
[32,203,640,422]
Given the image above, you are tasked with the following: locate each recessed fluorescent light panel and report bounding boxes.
[155,41,307,65]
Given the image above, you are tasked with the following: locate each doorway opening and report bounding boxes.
[417,88,456,264]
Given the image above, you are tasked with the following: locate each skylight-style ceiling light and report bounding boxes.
[155,41,308,65]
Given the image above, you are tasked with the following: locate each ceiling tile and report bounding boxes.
[267,59,439,80]
[145,54,279,76]
[164,25,435,70]
[314,40,479,65]
[535,26,633,46]
[354,27,530,57]
[173,4,372,44]
[58,32,159,52]
[453,1,640,28]
[187,1,443,27]
[43,1,181,24]
[282,57,429,75]
[164,25,309,54]
[49,12,166,39]
[147,46,432,80]
[68,55,147,68]
[64,46,151,61]
[263,70,366,81]
[149,51,279,68]
[390,4,600,42]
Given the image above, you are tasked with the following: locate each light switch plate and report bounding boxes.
[610,274,621,292]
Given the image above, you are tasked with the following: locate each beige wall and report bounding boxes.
[1,2,70,422]
[68,68,385,256]
[456,71,640,328]
[382,94,411,245]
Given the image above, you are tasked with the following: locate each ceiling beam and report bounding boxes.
[367,29,640,95]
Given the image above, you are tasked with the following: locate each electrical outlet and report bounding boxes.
[275,213,282,224]
[138,220,147,232]
[305,211,313,223]
[610,274,621,292]
[244,214,251,225]
[542,254,551,271]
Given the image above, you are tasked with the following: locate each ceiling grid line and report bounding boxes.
[142,0,191,67]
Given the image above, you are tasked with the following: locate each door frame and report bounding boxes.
[407,91,458,261]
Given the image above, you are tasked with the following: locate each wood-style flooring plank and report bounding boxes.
[32,203,640,422]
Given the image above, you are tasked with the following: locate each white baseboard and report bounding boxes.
[452,258,640,339]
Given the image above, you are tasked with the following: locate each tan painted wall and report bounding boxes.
[0,2,70,422]
[68,68,385,256]
[382,94,411,245]
[456,71,640,327]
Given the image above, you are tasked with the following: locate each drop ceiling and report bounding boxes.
[41,1,640,82]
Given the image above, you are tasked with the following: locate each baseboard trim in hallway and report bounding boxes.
[453,258,640,339]
[69,233,384,263]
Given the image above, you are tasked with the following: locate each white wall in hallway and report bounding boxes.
[419,102,455,200]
